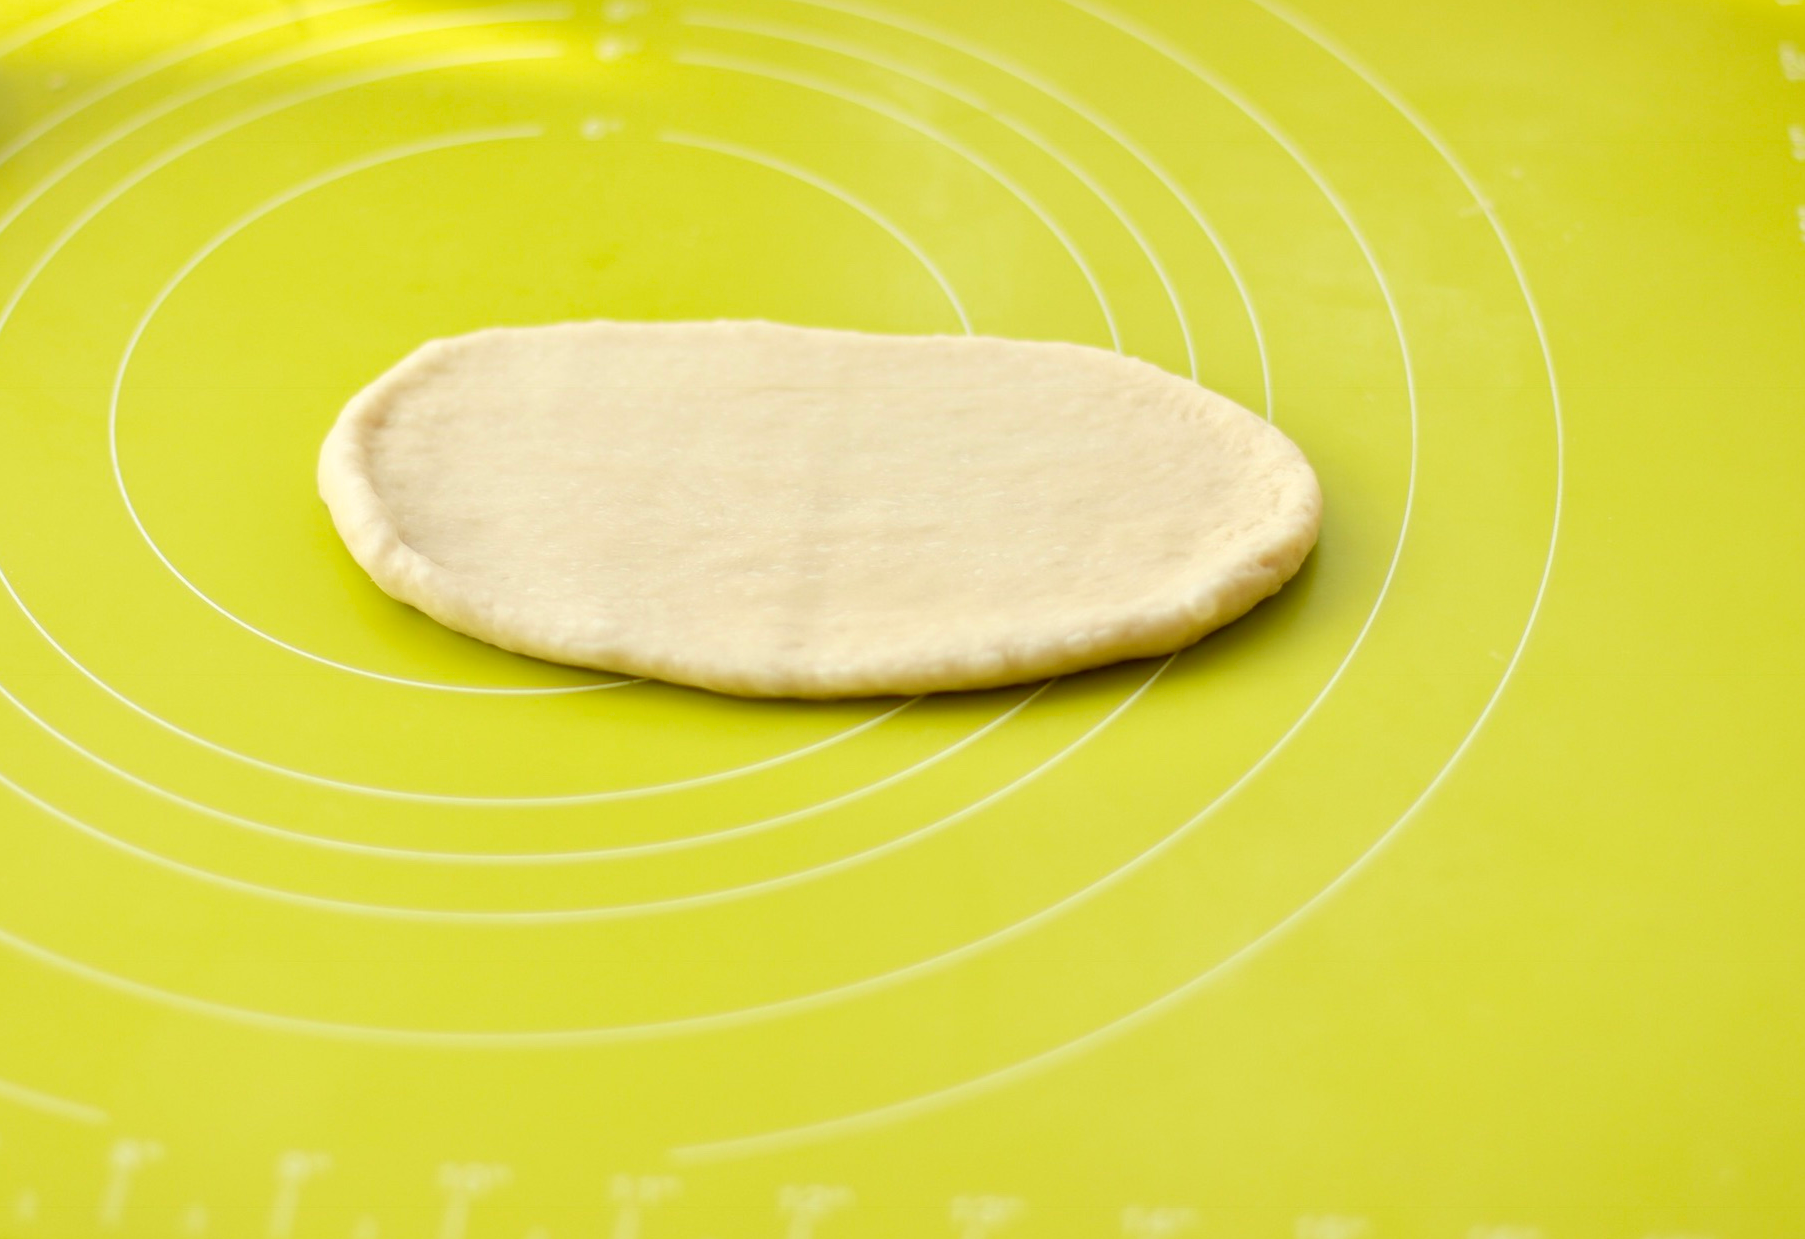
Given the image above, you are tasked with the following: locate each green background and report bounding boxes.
[0,0,1799,1235]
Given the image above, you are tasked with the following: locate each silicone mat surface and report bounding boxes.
[0,0,1800,1235]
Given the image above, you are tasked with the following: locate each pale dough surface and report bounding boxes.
[318,320,1322,698]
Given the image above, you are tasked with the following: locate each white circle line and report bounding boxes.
[0,662,1158,1033]
[0,1071,106,1127]
[1,678,1073,925]
[0,0,426,175]
[0,607,1034,864]
[672,45,1125,353]
[0,0,116,61]
[1242,0,1564,500]
[0,504,907,801]
[656,129,971,331]
[0,5,574,261]
[780,0,1275,416]
[670,0,1563,1165]
[23,119,1184,921]
[684,8,1198,379]
[0,0,371,170]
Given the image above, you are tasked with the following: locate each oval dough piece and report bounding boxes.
[318,320,1321,698]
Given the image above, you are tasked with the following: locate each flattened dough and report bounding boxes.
[318,320,1322,698]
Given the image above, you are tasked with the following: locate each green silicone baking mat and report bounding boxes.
[0,0,1800,1234]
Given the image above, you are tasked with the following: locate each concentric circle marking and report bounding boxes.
[0,624,1036,864]
[0,0,1554,1197]
[0,0,116,61]
[665,0,1565,1164]
[0,675,1086,926]
[0,1072,106,1126]
[0,0,1419,1051]
[0,4,575,255]
[0,0,1422,1037]
[0,521,910,799]
[13,659,1182,930]
[0,0,389,173]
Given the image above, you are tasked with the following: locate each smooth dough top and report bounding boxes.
[318,320,1322,698]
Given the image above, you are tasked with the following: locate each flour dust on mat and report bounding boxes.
[317,320,1321,698]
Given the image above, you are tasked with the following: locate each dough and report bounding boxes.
[318,320,1321,698]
